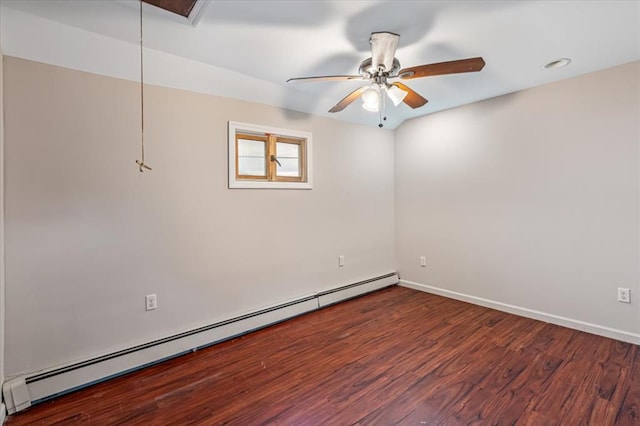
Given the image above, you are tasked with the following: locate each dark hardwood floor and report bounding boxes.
[6,286,640,425]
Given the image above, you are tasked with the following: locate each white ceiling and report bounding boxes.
[1,0,639,129]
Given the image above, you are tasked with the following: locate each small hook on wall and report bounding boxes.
[136,160,152,173]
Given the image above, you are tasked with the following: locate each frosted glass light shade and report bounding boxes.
[361,87,380,112]
[386,84,408,106]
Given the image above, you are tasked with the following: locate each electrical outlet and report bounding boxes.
[338,255,345,267]
[618,288,630,303]
[145,294,157,311]
[420,256,426,267]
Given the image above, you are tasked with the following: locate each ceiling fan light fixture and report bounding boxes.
[385,84,408,106]
[361,87,380,112]
[287,31,485,120]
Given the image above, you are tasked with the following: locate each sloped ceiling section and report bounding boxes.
[143,0,197,19]
[0,1,638,129]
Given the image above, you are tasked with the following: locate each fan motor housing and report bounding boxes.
[359,57,401,78]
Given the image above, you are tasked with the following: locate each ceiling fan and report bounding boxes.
[287,32,485,127]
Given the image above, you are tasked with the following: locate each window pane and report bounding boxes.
[277,158,301,177]
[238,157,267,176]
[276,142,300,177]
[238,139,266,176]
[276,142,299,158]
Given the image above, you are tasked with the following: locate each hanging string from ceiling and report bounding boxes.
[136,0,152,173]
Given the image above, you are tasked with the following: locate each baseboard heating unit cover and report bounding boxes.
[3,273,398,414]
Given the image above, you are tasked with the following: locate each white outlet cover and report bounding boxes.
[145,294,157,311]
[617,288,630,303]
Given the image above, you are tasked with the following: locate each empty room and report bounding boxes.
[0,0,639,424]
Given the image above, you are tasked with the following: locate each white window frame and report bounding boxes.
[228,121,313,189]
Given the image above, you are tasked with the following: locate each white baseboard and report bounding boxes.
[3,273,398,414]
[400,279,640,345]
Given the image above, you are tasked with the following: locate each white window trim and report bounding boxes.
[228,121,313,189]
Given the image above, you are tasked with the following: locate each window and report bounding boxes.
[229,122,312,189]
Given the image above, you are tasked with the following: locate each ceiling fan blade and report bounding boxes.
[392,82,428,109]
[287,75,364,83]
[398,57,486,80]
[370,32,400,73]
[329,86,369,113]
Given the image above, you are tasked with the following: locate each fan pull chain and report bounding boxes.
[378,85,387,128]
[136,0,152,173]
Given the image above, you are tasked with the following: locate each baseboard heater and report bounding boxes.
[3,273,398,414]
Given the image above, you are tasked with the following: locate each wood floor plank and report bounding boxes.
[6,286,640,425]
[616,346,640,425]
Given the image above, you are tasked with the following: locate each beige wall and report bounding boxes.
[396,62,640,337]
[3,55,639,379]
[3,57,396,376]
